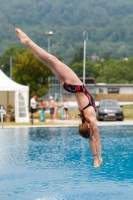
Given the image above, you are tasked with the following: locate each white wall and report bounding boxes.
[120,87,133,94]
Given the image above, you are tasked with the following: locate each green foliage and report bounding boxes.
[70,62,83,77]
[0,0,133,63]
[103,52,112,62]
[70,60,98,79]
[70,48,133,84]
[95,58,133,84]
[12,50,53,98]
[71,47,83,64]
[0,46,26,76]
[1,0,133,86]
[1,44,133,87]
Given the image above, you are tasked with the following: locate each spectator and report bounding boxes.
[30,95,38,124]
[40,99,47,122]
[61,99,69,120]
[49,96,55,122]
[54,99,59,120]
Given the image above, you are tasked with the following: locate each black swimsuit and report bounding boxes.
[63,82,96,111]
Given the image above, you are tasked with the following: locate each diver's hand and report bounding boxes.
[94,157,100,168]
[94,157,103,168]
[98,157,103,166]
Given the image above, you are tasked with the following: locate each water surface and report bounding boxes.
[0,126,133,200]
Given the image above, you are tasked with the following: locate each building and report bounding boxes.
[95,83,133,102]
[45,77,133,102]
[90,55,100,62]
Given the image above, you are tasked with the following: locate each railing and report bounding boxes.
[61,106,79,126]
[0,107,6,129]
[0,113,4,129]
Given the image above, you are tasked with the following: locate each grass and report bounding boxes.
[36,108,80,120]
[34,105,133,121]
[1,106,133,126]
[1,109,80,126]
[122,105,133,119]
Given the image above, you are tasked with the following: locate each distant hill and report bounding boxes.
[0,0,133,63]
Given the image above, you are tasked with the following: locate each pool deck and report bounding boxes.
[45,119,132,127]
[1,119,132,128]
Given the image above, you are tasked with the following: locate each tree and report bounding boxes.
[70,62,83,77]
[12,49,53,98]
[0,46,26,77]
[71,47,83,64]
[103,51,112,62]
[70,60,97,79]
[96,58,133,84]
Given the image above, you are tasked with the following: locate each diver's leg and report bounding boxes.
[15,28,82,85]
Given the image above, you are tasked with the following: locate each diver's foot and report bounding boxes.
[15,28,30,45]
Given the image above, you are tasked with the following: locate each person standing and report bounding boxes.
[30,95,38,124]
[60,99,69,120]
[40,99,47,122]
[54,99,59,120]
[49,96,55,122]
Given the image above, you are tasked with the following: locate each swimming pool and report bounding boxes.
[0,126,133,200]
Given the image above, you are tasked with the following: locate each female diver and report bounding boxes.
[15,28,103,168]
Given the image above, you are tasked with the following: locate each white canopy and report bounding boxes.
[0,69,29,122]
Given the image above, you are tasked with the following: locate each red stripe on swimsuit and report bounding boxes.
[63,82,96,111]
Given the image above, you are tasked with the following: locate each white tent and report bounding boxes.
[0,69,29,122]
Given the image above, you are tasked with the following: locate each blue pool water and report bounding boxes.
[0,126,133,200]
